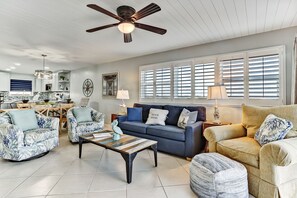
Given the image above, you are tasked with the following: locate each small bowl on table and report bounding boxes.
[22,99,29,103]
[44,99,50,103]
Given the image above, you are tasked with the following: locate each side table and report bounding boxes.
[203,121,232,152]
[111,114,119,122]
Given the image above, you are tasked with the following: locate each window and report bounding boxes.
[140,70,154,99]
[10,79,32,94]
[248,54,280,99]
[156,67,171,98]
[139,46,285,105]
[194,62,215,98]
[174,64,192,99]
[220,58,244,98]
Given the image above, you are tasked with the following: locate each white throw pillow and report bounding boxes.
[145,108,169,126]
[177,108,198,129]
[254,114,293,146]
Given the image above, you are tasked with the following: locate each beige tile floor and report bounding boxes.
[0,131,255,198]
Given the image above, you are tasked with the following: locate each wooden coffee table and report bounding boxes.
[78,130,158,183]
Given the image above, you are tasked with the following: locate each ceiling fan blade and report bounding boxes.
[86,23,119,33]
[132,3,161,21]
[87,4,123,21]
[135,23,167,35]
[124,33,132,43]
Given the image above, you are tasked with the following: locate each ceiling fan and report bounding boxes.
[86,3,167,43]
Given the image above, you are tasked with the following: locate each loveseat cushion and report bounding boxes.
[76,121,103,133]
[118,121,148,134]
[24,128,56,146]
[217,137,261,168]
[147,125,185,141]
[134,103,163,123]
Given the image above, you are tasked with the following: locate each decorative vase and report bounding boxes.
[113,133,121,141]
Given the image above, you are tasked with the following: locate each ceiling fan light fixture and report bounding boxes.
[118,21,135,34]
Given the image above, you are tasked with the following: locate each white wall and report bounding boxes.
[70,26,297,124]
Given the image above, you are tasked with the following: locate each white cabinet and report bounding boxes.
[0,72,10,91]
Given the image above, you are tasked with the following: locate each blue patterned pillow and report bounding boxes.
[255,114,293,146]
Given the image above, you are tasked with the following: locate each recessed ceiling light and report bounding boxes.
[45,66,50,69]
[14,63,21,66]
[6,68,11,71]
[10,66,16,69]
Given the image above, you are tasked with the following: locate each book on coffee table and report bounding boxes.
[93,133,112,138]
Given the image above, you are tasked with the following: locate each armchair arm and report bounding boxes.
[184,121,204,158]
[117,115,127,123]
[92,111,105,128]
[204,124,246,152]
[36,114,59,130]
[67,110,78,132]
[260,138,297,167]
[0,123,24,149]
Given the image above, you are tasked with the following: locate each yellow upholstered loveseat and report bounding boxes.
[204,104,297,198]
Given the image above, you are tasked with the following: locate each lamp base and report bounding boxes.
[118,105,127,115]
[213,106,220,124]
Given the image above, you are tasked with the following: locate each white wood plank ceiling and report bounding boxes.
[0,0,296,74]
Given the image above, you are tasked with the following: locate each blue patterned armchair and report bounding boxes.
[0,113,59,161]
[67,107,105,142]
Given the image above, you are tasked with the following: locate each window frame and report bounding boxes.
[139,45,286,106]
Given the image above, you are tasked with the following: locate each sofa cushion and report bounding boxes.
[255,114,293,146]
[24,128,56,146]
[9,109,38,131]
[147,125,185,141]
[177,108,198,129]
[127,107,142,122]
[76,121,103,133]
[242,104,297,138]
[217,137,260,168]
[145,108,169,126]
[164,105,205,125]
[134,103,163,123]
[73,107,92,123]
[118,121,149,134]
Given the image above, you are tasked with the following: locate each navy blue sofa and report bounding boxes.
[118,103,206,158]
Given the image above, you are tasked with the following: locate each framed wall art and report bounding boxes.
[102,72,118,97]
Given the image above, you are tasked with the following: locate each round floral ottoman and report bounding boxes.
[190,153,248,198]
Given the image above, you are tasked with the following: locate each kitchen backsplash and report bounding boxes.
[0,91,70,101]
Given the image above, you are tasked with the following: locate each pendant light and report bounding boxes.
[34,54,53,80]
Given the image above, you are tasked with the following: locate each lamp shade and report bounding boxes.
[116,90,129,100]
[118,22,135,34]
[207,85,228,100]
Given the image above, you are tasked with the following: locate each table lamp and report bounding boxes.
[116,89,129,115]
[207,85,228,124]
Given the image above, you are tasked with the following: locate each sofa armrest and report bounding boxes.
[204,124,246,152]
[260,138,297,167]
[184,121,204,157]
[67,110,78,133]
[0,123,24,149]
[36,115,59,130]
[117,115,127,123]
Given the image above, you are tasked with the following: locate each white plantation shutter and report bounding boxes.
[156,67,171,98]
[194,62,215,98]
[174,64,192,98]
[220,58,244,98]
[248,54,280,99]
[140,70,154,99]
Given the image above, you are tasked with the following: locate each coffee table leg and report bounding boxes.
[121,153,137,184]
[79,137,83,158]
[151,144,158,167]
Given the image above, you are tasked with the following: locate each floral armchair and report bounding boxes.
[67,107,105,142]
[0,113,59,161]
